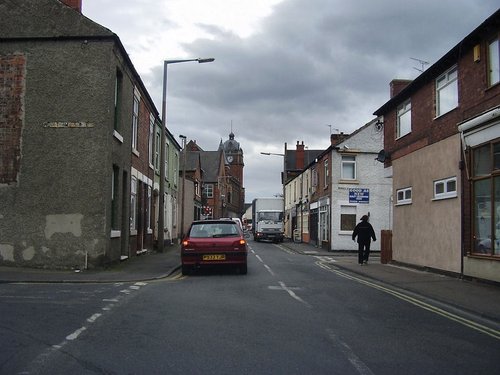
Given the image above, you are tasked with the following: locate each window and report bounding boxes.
[319,204,329,242]
[132,88,140,151]
[154,132,161,172]
[111,165,119,230]
[312,168,318,191]
[340,205,356,231]
[488,39,499,86]
[397,100,411,138]
[147,186,152,231]
[149,115,154,167]
[341,155,356,180]
[165,142,170,178]
[436,66,458,117]
[324,159,329,187]
[130,177,137,230]
[396,187,412,205]
[471,142,500,256]
[434,177,457,200]
[203,184,214,198]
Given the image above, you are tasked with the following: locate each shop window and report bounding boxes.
[471,141,500,256]
[340,205,356,231]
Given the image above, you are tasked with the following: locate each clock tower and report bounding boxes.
[220,132,244,185]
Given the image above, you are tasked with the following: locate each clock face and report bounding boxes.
[227,156,233,163]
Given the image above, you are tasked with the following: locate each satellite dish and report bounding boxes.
[375,149,390,163]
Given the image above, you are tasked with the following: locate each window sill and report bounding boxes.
[339,179,359,184]
[132,149,140,158]
[113,130,124,143]
[130,229,138,236]
[432,194,457,201]
[111,230,121,238]
[395,201,412,206]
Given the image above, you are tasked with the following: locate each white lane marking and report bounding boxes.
[22,283,145,372]
[66,327,87,341]
[278,281,312,308]
[327,329,375,375]
[255,254,264,263]
[264,264,275,276]
[87,313,102,323]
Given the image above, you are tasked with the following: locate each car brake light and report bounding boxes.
[239,239,246,245]
[182,240,189,247]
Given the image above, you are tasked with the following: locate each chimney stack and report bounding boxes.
[60,0,82,12]
[296,141,305,169]
[390,79,412,98]
[331,132,348,146]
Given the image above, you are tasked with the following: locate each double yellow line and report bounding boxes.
[317,262,500,340]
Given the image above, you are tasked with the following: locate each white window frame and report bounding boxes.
[341,155,356,180]
[203,184,214,198]
[396,187,412,205]
[148,115,154,168]
[340,205,357,233]
[324,159,329,188]
[130,177,138,230]
[489,38,499,86]
[132,88,140,152]
[154,132,161,173]
[397,100,411,139]
[436,65,458,117]
[433,176,457,200]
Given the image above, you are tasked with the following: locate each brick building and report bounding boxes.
[374,9,500,282]
[0,0,162,268]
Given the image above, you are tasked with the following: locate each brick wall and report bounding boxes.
[0,54,25,184]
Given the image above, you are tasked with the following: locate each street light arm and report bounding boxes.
[165,58,215,65]
[260,152,285,156]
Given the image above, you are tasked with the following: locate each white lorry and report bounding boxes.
[252,198,284,243]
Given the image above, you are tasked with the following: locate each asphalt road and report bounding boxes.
[1,239,499,374]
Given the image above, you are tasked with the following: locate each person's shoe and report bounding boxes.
[363,260,368,264]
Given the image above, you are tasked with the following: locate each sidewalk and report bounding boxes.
[0,246,181,284]
[280,240,500,324]
[1,240,499,325]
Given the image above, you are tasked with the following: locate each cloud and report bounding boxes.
[83,0,499,202]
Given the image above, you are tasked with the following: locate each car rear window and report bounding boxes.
[189,223,239,238]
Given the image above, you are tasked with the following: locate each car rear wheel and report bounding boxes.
[239,263,247,275]
[181,265,191,275]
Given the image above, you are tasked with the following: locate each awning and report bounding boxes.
[458,106,500,150]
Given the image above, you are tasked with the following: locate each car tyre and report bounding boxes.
[181,265,191,275]
[239,263,247,275]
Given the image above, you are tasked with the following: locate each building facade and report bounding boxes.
[0,0,168,268]
[374,9,500,282]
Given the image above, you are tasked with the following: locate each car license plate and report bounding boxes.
[203,254,226,261]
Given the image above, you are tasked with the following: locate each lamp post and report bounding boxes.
[158,57,214,251]
[179,134,187,240]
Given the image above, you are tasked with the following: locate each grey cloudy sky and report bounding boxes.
[84,0,498,202]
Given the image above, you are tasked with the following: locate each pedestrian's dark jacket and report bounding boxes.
[352,221,376,244]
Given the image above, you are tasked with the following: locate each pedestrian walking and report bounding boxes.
[352,215,376,265]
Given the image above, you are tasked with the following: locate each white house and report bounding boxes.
[330,119,392,251]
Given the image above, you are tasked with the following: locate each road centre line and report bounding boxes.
[278,281,312,308]
[326,329,375,375]
[317,261,500,340]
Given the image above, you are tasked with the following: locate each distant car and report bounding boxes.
[181,219,248,275]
